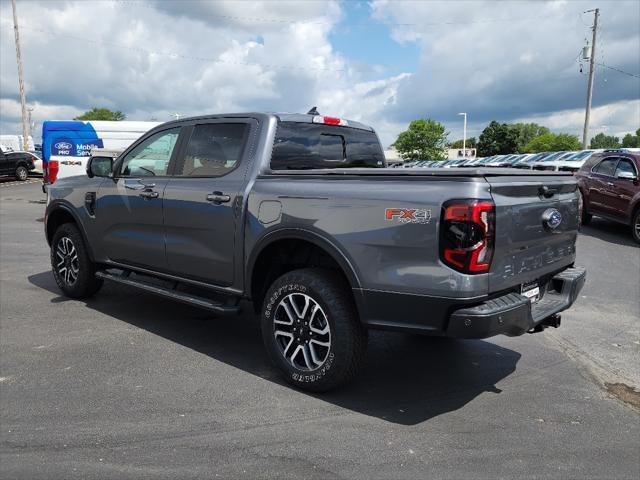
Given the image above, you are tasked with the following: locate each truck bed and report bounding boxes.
[262,167,574,178]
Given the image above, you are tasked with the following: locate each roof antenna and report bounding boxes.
[307,106,319,116]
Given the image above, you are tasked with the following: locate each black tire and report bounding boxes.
[261,268,367,392]
[632,209,640,245]
[15,165,28,181]
[579,191,592,225]
[51,223,103,298]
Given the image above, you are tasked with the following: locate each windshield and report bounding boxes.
[565,150,593,161]
[540,151,566,162]
[520,152,548,163]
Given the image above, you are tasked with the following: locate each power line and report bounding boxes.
[594,61,640,79]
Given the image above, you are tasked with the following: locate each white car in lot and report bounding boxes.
[532,150,603,173]
[530,151,574,171]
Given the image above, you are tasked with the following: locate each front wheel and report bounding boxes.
[51,223,103,298]
[632,209,640,244]
[261,268,367,392]
[15,165,28,181]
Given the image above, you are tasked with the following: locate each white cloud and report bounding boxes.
[0,0,637,148]
[514,99,640,139]
[371,0,640,140]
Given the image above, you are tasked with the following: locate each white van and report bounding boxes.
[42,120,159,184]
[0,134,34,152]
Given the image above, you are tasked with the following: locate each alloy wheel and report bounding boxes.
[55,236,79,286]
[273,293,331,371]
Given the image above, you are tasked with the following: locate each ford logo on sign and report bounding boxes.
[54,141,73,150]
[542,208,563,230]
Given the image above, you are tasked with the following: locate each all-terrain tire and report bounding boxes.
[261,268,367,392]
[632,208,640,245]
[51,223,103,298]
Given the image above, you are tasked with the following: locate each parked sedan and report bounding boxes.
[576,149,640,243]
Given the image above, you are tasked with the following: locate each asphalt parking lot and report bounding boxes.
[1,180,638,480]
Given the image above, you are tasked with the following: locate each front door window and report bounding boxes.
[119,128,181,177]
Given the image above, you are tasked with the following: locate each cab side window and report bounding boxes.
[615,158,637,177]
[175,123,248,177]
[119,128,181,177]
[592,157,619,177]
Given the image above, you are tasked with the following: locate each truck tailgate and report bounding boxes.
[488,175,579,293]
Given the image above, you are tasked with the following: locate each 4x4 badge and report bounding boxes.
[385,208,432,224]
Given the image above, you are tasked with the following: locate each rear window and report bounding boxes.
[271,122,385,170]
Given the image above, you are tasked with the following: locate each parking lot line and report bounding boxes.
[0,179,41,188]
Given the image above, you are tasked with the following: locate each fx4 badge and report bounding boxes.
[385,208,432,224]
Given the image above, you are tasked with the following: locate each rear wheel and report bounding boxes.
[51,223,103,298]
[261,268,367,392]
[15,165,28,181]
[632,209,640,244]
[579,191,592,225]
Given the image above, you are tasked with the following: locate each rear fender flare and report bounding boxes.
[246,228,362,292]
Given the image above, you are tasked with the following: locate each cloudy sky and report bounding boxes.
[0,0,638,147]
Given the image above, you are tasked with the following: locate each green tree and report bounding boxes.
[524,133,581,153]
[74,107,126,121]
[509,123,550,153]
[477,121,518,156]
[393,118,449,161]
[450,137,477,149]
[621,128,640,148]
[589,133,620,149]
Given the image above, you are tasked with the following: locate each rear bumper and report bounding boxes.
[355,266,586,338]
[447,267,586,338]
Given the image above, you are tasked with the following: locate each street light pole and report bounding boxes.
[458,112,467,156]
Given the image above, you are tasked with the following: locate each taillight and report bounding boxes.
[45,160,59,184]
[440,200,495,274]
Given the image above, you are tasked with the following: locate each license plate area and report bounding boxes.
[521,281,540,303]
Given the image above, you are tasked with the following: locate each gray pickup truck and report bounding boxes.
[45,112,586,391]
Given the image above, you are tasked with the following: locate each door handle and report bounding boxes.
[139,190,159,199]
[124,181,155,190]
[538,185,558,198]
[206,192,231,204]
[606,182,614,187]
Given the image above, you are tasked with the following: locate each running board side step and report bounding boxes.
[95,271,241,315]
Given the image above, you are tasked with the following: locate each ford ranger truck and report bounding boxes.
[44,113,586,391]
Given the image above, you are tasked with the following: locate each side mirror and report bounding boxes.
[617,170,637,181]
[87,156,113,178]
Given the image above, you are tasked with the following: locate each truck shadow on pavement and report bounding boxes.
[579,218,637,247]
[29,271,521,426]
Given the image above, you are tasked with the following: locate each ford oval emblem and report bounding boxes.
[542,208,563,230]
[54,141,73,150]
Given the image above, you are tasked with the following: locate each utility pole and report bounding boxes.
[458,112,467,156]
[582,8,599,150]
[11,0,30,151]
